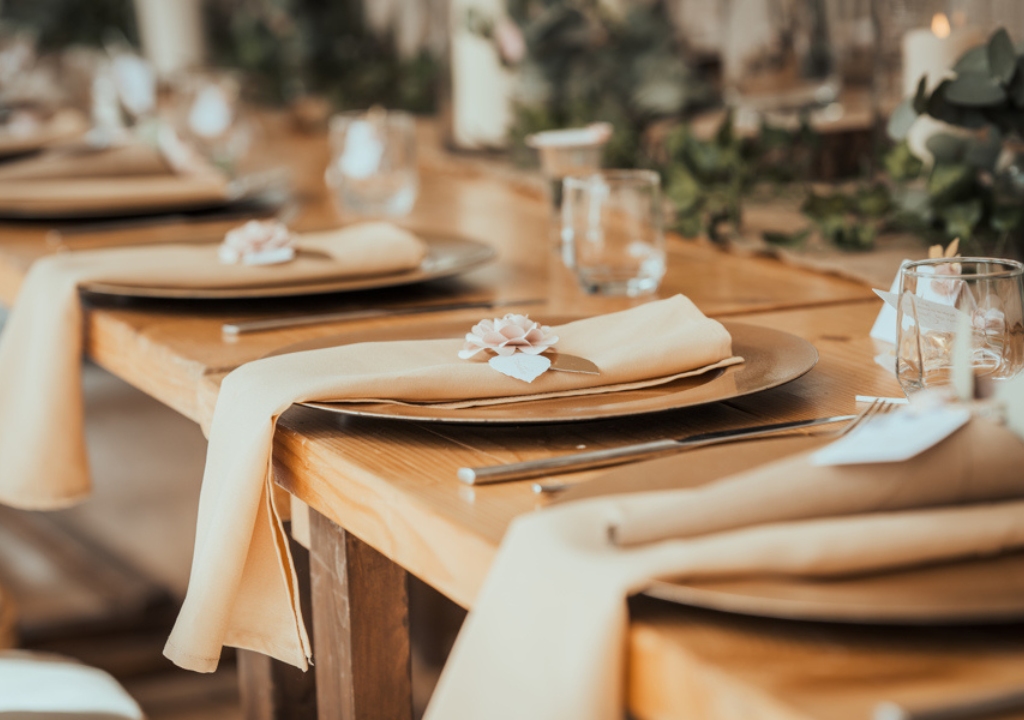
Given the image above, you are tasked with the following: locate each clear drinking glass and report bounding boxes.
[325,109,418,217]
[561,170,666,296]
[896,257,1024,394]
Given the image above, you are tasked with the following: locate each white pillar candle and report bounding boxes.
[901,13,982,97]
[449,0,514,149]
[132,0,206,78]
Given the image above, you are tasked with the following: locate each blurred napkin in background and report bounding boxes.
[0,141,173,182]
[0,221,428,511]
[424,410,1024,720]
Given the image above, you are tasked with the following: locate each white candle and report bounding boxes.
[901,13,983,97]
[449,0,514,149]
[132,0,206,78]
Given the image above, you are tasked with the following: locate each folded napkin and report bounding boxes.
[0,142,172,182]
[0,222,428,511]
[159,296,738,672]
[0,136,231,215]
[424,416,1024,720]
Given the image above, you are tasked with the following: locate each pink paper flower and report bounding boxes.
[458,314,558,359]
[219,220,297,266]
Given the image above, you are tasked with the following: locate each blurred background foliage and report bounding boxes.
[0,0,439,112]
[204,0,438,110]
[502,0,714,168]
[0,0,138,50]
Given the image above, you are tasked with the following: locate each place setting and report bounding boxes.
[4,5,1024,720]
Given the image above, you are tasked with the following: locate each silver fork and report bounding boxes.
[528,398,900,495]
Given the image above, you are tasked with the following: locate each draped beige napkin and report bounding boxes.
[0,222,427,510]
[0,140,231,215]
[0,143,171,182]
[161,295,738,671]
[423,417,1024,720]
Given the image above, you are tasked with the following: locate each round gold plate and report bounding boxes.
[80,233,496,300]
[270,319,818,424]
[644,551,1024,624]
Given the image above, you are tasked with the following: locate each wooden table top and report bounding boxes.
[0,120,1014,720]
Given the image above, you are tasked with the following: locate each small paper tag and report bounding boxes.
[869,264,905,345]
[875,289,966,334]
[811,405,971,466]
[488,354,551,383]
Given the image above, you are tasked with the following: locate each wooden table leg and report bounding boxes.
[309,508,413,720]
[238,527,318,720]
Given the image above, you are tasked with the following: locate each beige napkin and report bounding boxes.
[0,139,231,215]
[159,296,738,672]
[0,143,171,182]
[423,417,1024,720]
[0,222,428,510]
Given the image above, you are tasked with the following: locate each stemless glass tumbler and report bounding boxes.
[896,257,1024,394]
[561,170,666,296]
[325,109,418,217]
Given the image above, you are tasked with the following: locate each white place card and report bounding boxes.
[874,289,966,334]
[869,265,904,345]
[811,405,971,466]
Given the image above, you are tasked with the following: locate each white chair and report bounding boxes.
[0,651,144,719]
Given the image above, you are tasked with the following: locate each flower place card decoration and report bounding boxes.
[459,314,558,383]
[219,220,297,266]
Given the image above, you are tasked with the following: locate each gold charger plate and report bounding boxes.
[80,233,496,300]
[556,425,1024,625]
[643,552,1024,625]
[271,319,818,424]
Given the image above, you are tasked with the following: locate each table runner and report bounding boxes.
[423,416,1024,720]
[0,222,427,510]
[161,296,738,671]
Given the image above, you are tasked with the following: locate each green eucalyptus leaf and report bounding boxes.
[927,80,990,127]
[846,223,877,250]
[854,183,892,217]
[988,28,1017,85]
[913,75,929,114]
[925,133,968,163]
[674,214,704,239]
[928,162,975,201]
[887,98,918,141]
[802,191,849,219]
[944,72,1008,106]
[665,166,702,213]
[763,229,811,247]
[988,29,1018,84]
[953,45,990,75]
[715,109,734,147]
[992,205,1024,232]
[981,107,1024,135]
[884,141,924,181]
[939,198,983,238]
[1010,57,1024,106]
[963,128,1002,170]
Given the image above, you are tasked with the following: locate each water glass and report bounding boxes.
[561,170,665,296]
[896,257,1024,394]
[325,109,418,217]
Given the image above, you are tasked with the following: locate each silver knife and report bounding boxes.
[222,297,544,336]
[458,414,856,485]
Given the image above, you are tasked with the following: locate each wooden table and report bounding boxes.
[2,120,1021,720]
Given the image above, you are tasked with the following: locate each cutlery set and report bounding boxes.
[461,398,899,489]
